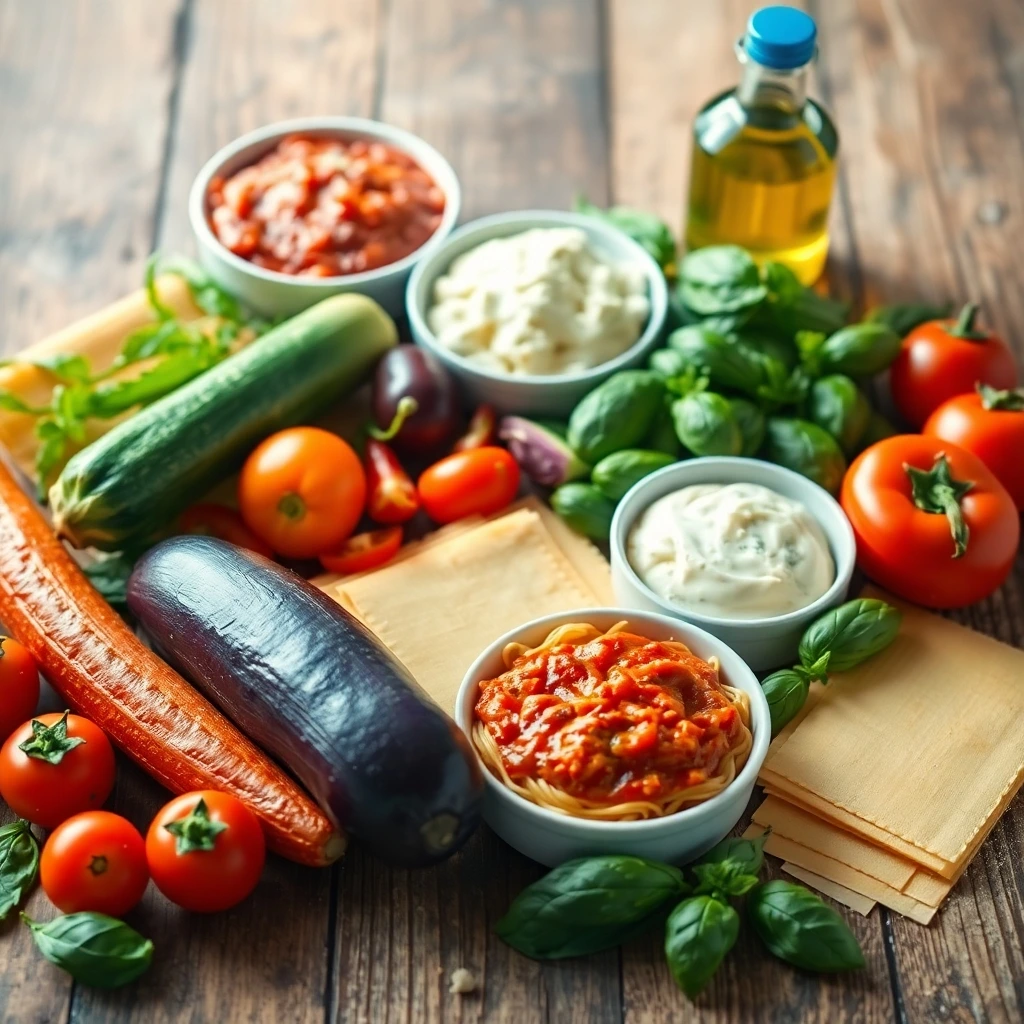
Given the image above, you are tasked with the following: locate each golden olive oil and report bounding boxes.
[685,9,838,285]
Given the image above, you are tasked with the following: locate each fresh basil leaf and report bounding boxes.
[696,830,771,875]
[574,196,677,276]
[761,669,811,737]
[30,353,93,384]
[798,598,902,674]
[728,398,766,457]
[672,391,743,457]
[23,912,153,988]
[818,322,902,377]
[763,418,846,495]
[680,246,767,315]
[664,896,739,998]
[51,383,91,443]
[864,302,951,337]
[806,374,871,455]
[692,862,759,899]
[496,856,688,959]
[34,420,69,499]
[0,820,39,919]
[748,881,865,972]
[87,348,218,419]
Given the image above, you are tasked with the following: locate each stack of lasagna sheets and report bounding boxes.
[745,591,1024,923]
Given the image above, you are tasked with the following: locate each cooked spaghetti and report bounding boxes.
[472,622,752,820]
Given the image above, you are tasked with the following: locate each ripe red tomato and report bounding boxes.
[0,712,116,829]
[923,385,1024,509]
[41,811,149,916]
[239,427,366,558]
[146,790,265,913]
[0,636,39,743]
[417,447,520,524]
[889,304,1017,428]
[841,435,1019,608]
[319,526,403,575]
[179,503,274,558]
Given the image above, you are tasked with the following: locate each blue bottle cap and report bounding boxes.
[744,6,817,69]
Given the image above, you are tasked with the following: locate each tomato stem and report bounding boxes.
[164,797,228,855]
[904,454,974,559]
[277,492,306,522]
[978,382,1024,412]
[17,710,85,765]
[948,302,986,340]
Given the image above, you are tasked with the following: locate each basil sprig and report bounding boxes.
[496,856,688,959]
[748,881,865,972]
[664,896,739,998]
[763,597,902,736]
[22,912,153,988]
[0,819,39,919]
[697,831,770,875]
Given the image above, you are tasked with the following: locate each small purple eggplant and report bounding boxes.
[371,346,461,453]
[498,416,591,487]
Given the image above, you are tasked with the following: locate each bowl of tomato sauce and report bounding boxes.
[189,117,461,318]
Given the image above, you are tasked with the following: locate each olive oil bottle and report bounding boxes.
[685,6,838,285]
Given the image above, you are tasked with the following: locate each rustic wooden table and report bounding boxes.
[2,0,1023,1021]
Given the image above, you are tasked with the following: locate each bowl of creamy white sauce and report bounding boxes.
[610,459,856,671]
[406,210,668,417]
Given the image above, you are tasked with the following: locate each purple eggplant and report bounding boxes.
[126,536,482,867]
[499,416,591,487]
[371,346,461,453]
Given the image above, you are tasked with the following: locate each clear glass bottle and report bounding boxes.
[684,6,838,285]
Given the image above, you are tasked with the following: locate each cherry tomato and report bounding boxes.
[319,526,403,575]
[0,712,116,829]
[924,385,1024,510]
[238,427,366,559]
[417,447,520,525]
[146,790,265,913]
[179,503,274,558]
[889,303,1018,428]
[0,636,39,743]
[841,435,1019,609]
[41,811,148,916]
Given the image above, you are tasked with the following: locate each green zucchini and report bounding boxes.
[51,294,397,551]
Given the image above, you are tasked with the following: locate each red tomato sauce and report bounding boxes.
[474,632,741,805]
[206,135,446,277]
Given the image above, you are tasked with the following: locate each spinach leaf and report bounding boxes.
[573,196,677,277]
[748,881,865,972]
[22,912,154,988]
[496,856,688,959]
[664,896,739,998]
[695,830,770,875]
[761,669,811,737]
[798,598,902,674]
[679,246,766,316]
[864,302,951,337]
[0,820,39,920]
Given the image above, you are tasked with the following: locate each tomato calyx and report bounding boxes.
[904,453,974,559]
[276,492,307,522]
[88,855,109,876]
[18,711,85,765]
[164,798,228,855]
[367,396,419,442]
[946,302,988,341]
[978,382,1024,412]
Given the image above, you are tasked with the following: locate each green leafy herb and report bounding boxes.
[864,302,952,336]
[761,669,812,736]
[164,797,229,855]
[83,554,136,610]
[798,598,902,675]
[728,398,766,457]
[667,325,766,397]
[22,912,153,988]
[679,246,767,316]
[748,881,865,972]
[695,830,771,875]
[806,322,902,377]
[574,196,677,277]
[0,820,39,920]
[18,711,85,765]
[763,418,847,495]
[692,862,759,900]
[671,391,743,457]
[806,374,871,455]
[758,261,848,336]
[664,896,739,998]
[496,856,689,959]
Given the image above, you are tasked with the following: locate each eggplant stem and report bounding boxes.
[367,396,419,441]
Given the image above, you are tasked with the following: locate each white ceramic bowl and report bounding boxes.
[609,458,856,673]
[405,210,669,418]
[455,607,769,867]
[188,117,462,319]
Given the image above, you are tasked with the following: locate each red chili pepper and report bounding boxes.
[365,439,419,524]
[453,404,496,452]
[319,526,403,575]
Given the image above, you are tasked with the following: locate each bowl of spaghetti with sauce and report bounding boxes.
[455,608,769,866]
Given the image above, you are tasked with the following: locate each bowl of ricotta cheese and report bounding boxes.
[406,210,668,417]
[609,458,856,671]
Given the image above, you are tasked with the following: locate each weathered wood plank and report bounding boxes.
[69,1,382,1021]
[0,0,183,1016]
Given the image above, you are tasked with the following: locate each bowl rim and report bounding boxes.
[609,457,857,631]
[454,606,770,835]
[187,115,462,288]
[405,209,669,387]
